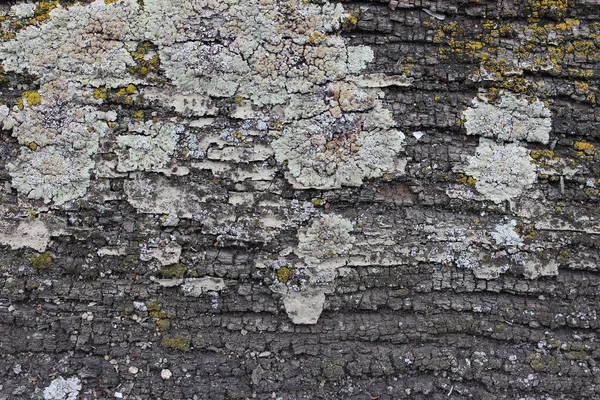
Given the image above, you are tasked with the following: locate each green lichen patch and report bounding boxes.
[149,310,168,319]
[276,266,291,283]
[159,263,187,279]
[145,300,161,312]
[161,334,191,352]
[156,319,171,332]
[29,251,53,270]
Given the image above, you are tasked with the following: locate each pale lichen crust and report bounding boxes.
[297,215,355,264]
[3,82,115,205]
[43,377,81,400]
[273,100,405,189]
[116,121,182,172]
[462,138,537,204]
[0,0,402,204]
[463,91,552,144]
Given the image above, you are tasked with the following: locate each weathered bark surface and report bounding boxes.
[0,0,599,399]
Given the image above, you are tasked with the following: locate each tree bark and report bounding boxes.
[0,0,599,399]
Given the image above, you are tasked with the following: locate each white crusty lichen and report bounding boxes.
[116,121,182,172]
[297,215,355,264]
[4,83,115,205]
[0,0,398,201]
[268,214,356,324]
[282,288,328,325]
[139,0,366,106]
[0,220,51,252]
[0,0,128,205]
[491,220,524,246]
[272,101,405,189]
[0,1,136,87]
[43,377,81,400]
[181,277,226,297]
[463,92,552,144]
[462,138,537,204]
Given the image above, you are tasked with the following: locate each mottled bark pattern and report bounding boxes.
[0,0,599,399]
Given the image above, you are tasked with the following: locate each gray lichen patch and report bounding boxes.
[181,277,226,297]
[461,138,537,204]
[0,0,392,204]
[123,175,209,218]
[272,106,405,189]
[491,220,524,246]
[0,219,50,252]
[463,92,552,144]
[282,288,328,325]
[43,377,81,400]
[511,252,559,279]
[469,251,559,280]
[116,120,182,172]
[7,146,96,205]
[297,215,355,264]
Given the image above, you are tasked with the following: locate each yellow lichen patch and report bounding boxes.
[344,13,359,27]
[105,0,120,4]
[34,1,58,23]
[128,42,161,78]
[309,31,327,45]
[573,81,590,94]
[432,3,599,96]
[1,28,16,41]
[523,224,536,240]
[584,188,600,197]
[24,141,39,151]
[574,141,595,154]
[132,110,144,120]
[530,149,558,160]
[232,130,244,140]
[18,91,41,109]
[93,88,107,100]
[527,0,569,20]
[126,83,136,94]
[456,174,476,185]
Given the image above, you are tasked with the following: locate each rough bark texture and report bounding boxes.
[0,0,599,399]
